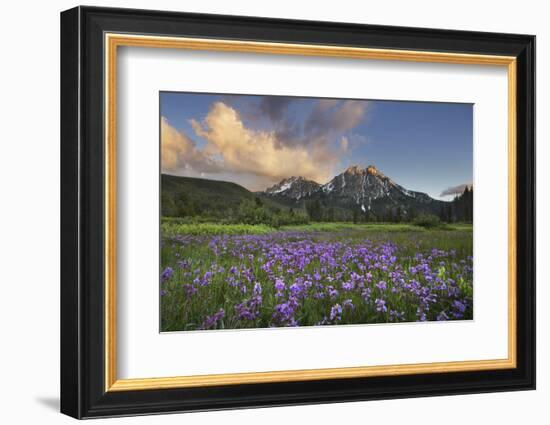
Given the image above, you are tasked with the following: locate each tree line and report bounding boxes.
[439,186,473,223]
[163,186,473,226]
[304,186,473,224]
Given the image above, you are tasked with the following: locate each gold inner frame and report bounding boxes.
[104,33,517,392]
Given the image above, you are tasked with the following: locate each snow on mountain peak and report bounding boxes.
[263,164,439,215]
[265,176,320,199]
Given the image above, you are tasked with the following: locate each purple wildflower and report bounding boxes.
[375,298,387,313]
[161,267,173,282]
[274,278,285,292]
[342,299,355,311]
[330,304,342,322]
[376,281,387,290]
[200,309,225,330]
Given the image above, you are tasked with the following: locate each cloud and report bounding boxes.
[304,100,368,141]
[346,132,369,148]
[160,117,221,173]
[317,99,340,111]
[440,183,472,197]
[340,136,349,152]
[258,97,295,124]
[253,96,303,148]
[254,97,369,150]
[189,102,337,184]
[332,100,369,132]
[162,97,369,190]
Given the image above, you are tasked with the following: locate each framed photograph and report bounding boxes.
[60,6,535,419]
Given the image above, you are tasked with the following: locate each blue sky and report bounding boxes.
[160,92,472,200]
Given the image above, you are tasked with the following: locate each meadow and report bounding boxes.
[160,221,473,332]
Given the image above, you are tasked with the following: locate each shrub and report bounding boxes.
[236,199,270,225]
[412,214,442,229]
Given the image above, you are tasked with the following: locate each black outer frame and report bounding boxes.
[60,6,535,419]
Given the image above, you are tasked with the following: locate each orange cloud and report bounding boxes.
[161,117,220,173]
[189,102,337,183]
[161,98,369,190]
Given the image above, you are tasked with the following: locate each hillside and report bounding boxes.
[161,174,287,218]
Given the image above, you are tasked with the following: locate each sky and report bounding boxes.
[160,92,473,200]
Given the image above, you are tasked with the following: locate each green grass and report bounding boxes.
[161,222,276,236]
[161,219,472,237]
[282,222,425,232]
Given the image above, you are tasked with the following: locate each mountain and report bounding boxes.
[161,174,288,218]
[162,174,255,217]
[162,166,456,222]
[262,165,444,219]
[265,176,321,200]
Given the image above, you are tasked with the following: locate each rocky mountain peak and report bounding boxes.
[344,165,365,175]
[262,164,441,217]
[366,165,379,175]
[264,176,320,200]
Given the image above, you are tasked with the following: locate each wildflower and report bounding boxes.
[272,299,298,325]
[375,298,387,313]
[274,278,285,292]
[253,282,262,296]
[361,288,372,301]
[200,309,225,330]
[452,300,466,313]
[450,300,467,319]
[389,310,404,322]
[327,286,339,300]
[416,307,427,321]
[376,281,387,290]
[235,295,262,321]
[182,284,197,298]
[342,299,355,311]
[289,282,302,297]
[330,304,342,322]
[161,267,173,282]
[341,281,354,291]
[177,260,189,269]
[160,231,473,330]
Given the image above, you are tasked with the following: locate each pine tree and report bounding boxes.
[396,206,403,223]
[409,208,417,222]
[386,207,394,223]
[446,203,452,223]
[327,207,335,222]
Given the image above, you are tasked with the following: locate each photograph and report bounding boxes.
[159,92,474,332]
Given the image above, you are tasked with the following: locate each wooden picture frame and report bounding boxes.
[61,6,535,419]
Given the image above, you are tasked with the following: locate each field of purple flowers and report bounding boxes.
[160,225,473,331]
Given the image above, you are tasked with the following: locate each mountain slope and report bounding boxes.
[264,176,321,205]
[161,174,288,218]
[262,165,444,219]
[162,174,255,217]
